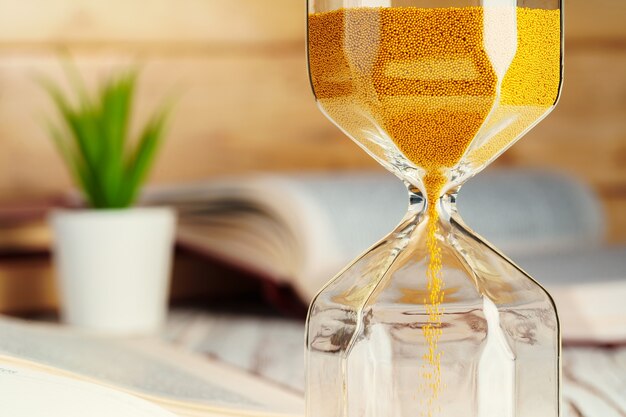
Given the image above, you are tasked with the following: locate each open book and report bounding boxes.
[1,170,623,343]
[0,316,303,417]
[145,170,626,344]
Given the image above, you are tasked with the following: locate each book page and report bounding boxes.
[145,170,605,303]
[516,246,626,343]
[145,180,305,285]
[0,317,303,416]
[0,364,177,417]
[145,175,404,300]
[458,169,605,256]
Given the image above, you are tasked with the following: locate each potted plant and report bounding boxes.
[42,68,176,334]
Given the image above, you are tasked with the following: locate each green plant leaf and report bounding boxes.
[38,76,104,203]
[38,61,171,209]
[98,71,136,206]
[46,120,101,207]
[119,109,168,207]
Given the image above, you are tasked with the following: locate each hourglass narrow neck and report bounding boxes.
[406,182,459,222]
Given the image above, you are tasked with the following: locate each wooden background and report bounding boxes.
[0,0,624,242]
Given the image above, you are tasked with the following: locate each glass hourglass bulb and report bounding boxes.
[305,1,563,417]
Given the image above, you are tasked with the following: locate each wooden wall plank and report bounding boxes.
[565,1,626,43]
[0,0,304,45]
[0,0,624,47]
[0,1,624,242]
[604,196,626,244]
[0,46,624,196]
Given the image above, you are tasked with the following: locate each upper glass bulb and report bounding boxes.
[308,0,562,196]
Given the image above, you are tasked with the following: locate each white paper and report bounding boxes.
[0,365,177,417]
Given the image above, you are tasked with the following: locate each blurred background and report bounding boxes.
[0,0,624,315]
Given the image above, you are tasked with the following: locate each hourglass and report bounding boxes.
[305,1,562,417]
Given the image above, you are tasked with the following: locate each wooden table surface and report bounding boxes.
[165,309,626,417]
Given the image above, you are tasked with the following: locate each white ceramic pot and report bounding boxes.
[50,207,176,334]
